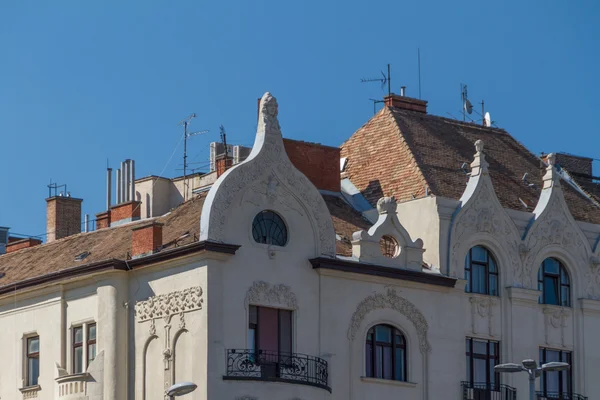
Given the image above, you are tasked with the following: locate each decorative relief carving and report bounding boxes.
[585,265,600,300]
[348,288,431,354]
[134,286,203,322]
[242,174,304,217]
[245,281,298,310]
[543,306,570,346]
[469,296,497,336]
[201,92,335,257]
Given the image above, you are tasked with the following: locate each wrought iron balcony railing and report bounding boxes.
[462,381,517,400]
[224,349,330,392]
[536,392,587,400]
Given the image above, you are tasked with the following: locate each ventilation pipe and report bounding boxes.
[129,159,135,202]
[120,161,126,203]
[116,168,122,204]
[84,214,89,233]
[106,168,112,209]
[400,86,406,96]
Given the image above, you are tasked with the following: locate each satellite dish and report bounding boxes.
[484,112,491,127]
[464,99,473,114]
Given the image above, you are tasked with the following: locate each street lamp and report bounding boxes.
[166,382,197,400]
[494,359,569,400]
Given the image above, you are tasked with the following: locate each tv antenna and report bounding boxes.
[461,84,472,121]
[369,98,385,115]
[361,63,391,96]
[220,125,229,170]
[178,113,209,201]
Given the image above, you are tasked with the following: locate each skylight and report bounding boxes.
[74,251,91,261]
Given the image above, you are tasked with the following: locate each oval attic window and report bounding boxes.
[252,210,288,247]
[380,235,399,258]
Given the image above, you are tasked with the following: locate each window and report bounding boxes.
[252,211,288,246]
[380,236,399,258]
[465,246,499,296]
[538,258,570,307]
[466,338,499,388]
[248,306,292,356]
[72,322,97,373]
[26,336,40,387]
[365,325,406,381]
[540,348,572,397]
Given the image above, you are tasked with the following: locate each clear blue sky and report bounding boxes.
[1,0,599,238]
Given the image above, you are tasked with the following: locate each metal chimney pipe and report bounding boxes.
[129,160,135,201]
[84,214,89,233]
[120,161,126,203]
[124,160,130,202]
[116,168,122,204]
[107,168,113,209]
[400,86,406,96]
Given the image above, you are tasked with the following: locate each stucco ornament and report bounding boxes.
[352,196,425,270]
[245,281,298,310]
[543,306,570,346]
[524,154,590,288]
[469,296,497,336]
[449,140,522,284]
[200,92,335,257]
[348,288,431,354]
[134,286,203,322]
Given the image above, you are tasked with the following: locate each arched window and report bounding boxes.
[252,211,288,246]
[365,324,406,381]
[464,246,499,296]
[538,258,570,307]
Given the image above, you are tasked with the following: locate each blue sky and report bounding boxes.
[1,0,598,238]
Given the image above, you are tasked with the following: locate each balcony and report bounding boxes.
[536,392,587,400]
[462,381,517,400]
[224,349,330,392]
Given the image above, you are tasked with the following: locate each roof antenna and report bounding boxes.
[369,98,385,115]
[361,63,391,96]
[220,125,229,172]
[461,84,472,121]
[418,48,422,99]
[178,113,209,201]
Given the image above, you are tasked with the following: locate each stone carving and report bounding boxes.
[134,286,203,322]
[348,288,431,354]
[242,175,304,217]
[469,296,497,336]
[179,312,186,330]
[543,306,570,346]
[200,92,335,257]
[149,319,156,336]
[245,281,298,310]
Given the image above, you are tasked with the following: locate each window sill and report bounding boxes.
[360,377,417,388]
[19,385,41,398]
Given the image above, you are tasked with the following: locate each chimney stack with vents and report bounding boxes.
[46,194,83,242]
[384,91,427,113]
[110,158,141,226]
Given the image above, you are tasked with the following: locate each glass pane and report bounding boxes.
[560,267,569,284]
[88,343,96,364]
[367,331,373,341]
[544,276,559,305]
[546,349,559,362]
[247,328,255,352]
[472,265,486,294]
[472,246,487,262]
[466,355,471,381]
[489,342,496,356]
[383,346,392,380]
[74,327,83,344]
[545,258,559,274]
[366,343,373,377]
[489,275,498,296]
[88,325,96,341]
[28,337,39,354]
[473,340,487,355]
[561,286,570,307]
[395,333,404,346]
[489,257,497,272]
[376,346,383,378]
[28,357,39,386]
[465,270,471,293]
[473,358,487,384]
[546,371,559,392]
[489,359,496,384]
[249,305,257,326]
[257,307,279,353]
[74,346,83,373]
[279,310,292,354]
[395,348,405,381]
[375,325,392,343]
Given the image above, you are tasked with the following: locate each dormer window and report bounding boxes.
[252,211,288,247]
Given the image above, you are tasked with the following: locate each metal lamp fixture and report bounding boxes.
[495,359,569,400]
[166,382,197,399]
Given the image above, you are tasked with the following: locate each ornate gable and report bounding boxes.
[199,92,335,257]
[449,140,523,285]
[351,196,424,270]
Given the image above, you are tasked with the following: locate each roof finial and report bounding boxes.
[547,152,556,167]
[541,152,559,189]
[475,139,484,153]
[470,139,488,176]
[377,196,397,214]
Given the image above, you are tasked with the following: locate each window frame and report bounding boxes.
[72,326,84,374]
[365,324,407,382]
[464,246,499,296]
[538,258,571,307]
[465,337,500,388]
[539,347,572,396]
[25,335,40,387]
[70,321,97,374]
[87,323,97,366]
[251,210,288,247]
[248,305,293,355]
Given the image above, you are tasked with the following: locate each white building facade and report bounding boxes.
[0,92,599,400]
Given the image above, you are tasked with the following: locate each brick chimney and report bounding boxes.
[131,221,163,257]
[384,93,427,113]
[283,139,341,192]
[46,196,83,242]
[110,200,141,226]
[6,238,43,253]
[216,154,233,178]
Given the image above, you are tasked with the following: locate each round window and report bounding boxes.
[252,210,288,246]
[380,235,399,258]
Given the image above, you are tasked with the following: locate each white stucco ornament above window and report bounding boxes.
[200,92,336,258]
[351,196,424,270]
